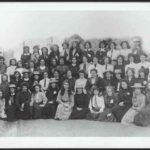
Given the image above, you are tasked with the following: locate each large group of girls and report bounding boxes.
[0,38,150,127]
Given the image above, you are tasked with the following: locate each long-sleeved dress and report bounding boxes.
[15,91,31,119]
[112,88,133,122]
[121,93,146,125]
[97,94,118,122]
[0,98,6,119]
[69,93,90,119]
[55,91,74,120]
[30,92,48,119]
[86,95,105,120]
[134,91,150,126]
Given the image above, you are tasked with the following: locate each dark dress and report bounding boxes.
[82,49,94,63]
[56,65,69,78]
[114,64,125,78]
[97,94,118,122]
[114,78,122,93]
[39,54,49,67]
[64,77,76,92]
[95,49,107,65]
[103,78,115,87]
[69,64,80,79]
[10,78,22,92]
[69,93,90,119]
[48,51,60,64]
[0,82,9,99]
[112,88,132,122]
[44,86,59,118]
[15,91,31,119]
[5,93,17,121]
[21,53,31,67]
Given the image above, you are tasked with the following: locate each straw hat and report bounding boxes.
[9,84,16,88]
[114,69,122,74]
[22,69,29,74]
[49,78,58,83]
[33,71,40,75]
[131,83,145,88]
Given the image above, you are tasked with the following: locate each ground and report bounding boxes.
[0,119,150,137]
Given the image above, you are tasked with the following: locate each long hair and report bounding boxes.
[108,42,117,50]
[120,41,130,49]
[60,80,72,96]
[9,58,17,66]
[13,71,21,80]
[117,55,125,65]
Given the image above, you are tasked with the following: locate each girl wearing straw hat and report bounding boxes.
[121,82,146,125]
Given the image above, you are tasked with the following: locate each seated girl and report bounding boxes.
[121,82,146,125]
[69,85,90,119]
[55,80,74,120]
[86,86,105,120]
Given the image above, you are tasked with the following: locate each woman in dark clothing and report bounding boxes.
[97,86,118,122]
[69,40,83,64]
[15,83,31,119]
[103,70,115,87]
[21,46,31,67]
[43,78,59,119]
[48,44,60,64]
[10,71,22,92]
[82,41,94,63]
[69,57,80,79]
[114,55,126,78]
[112,79,133,122]
[52,70,62,89]
[49,58,58,78]
[0,74,9,99]
[39,47,49,67]
[0,56,7,74]
[96,40,107,65]
[69,85,90,119]
[5,84,17,121]
[85,68,105,96]
[28,60,36,77]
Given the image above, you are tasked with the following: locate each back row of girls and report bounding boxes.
[0,39,149,126]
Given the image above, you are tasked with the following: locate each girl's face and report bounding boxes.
[140,55,146,62]
[54,71,59,78]
[59,59,64,65]
[79,72,84,78]
[110,43,115,49]
[129,56,134,63]
[22,86,27,92]
[93,57,98,64]
[29,62,34,68]
[91,70,97,78]
[64,82,69,90]
[72,42,77,48]
[51,82,56,88]
[0,59,4,65]
[33,48,39,54]
[104,57,109,64]
[72,58,77,64]
[121,82,128,89]
[52,59,57,65]
[0,91,3,98]
[94,89,99,95]
[2,76,7,82]
[107,88,113,96]
[100,43,105,49]
[10,88,15,93]
[77,88,83,94]
[111,60,117,67]
[63,44,68,49]
[24,47,29,53]
[82,57,87,63]
[35,86,40,92]
[106,72,111,79]
[53,45,58,51]
[24,73,29,78]
[115,73,121,79]
[40,59,45,66]
[127,70,133,77]
[11,60,16,66]
[42,48,48,55]
[18,61,22,67]
[139,71,145,78]
[34,75,39,80]
[43,72,48,78]
[122,42,128,49]
[67,71,72,77]
[85,43,90,49]
[15,72,20,78]
[118,57,123,64]
[134,88,141,95]
[79,43,84,50]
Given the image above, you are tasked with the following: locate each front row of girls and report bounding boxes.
[0,67,150,127]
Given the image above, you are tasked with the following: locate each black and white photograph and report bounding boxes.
[0,1,150,148]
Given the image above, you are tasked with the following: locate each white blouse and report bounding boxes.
[74,78,87,91]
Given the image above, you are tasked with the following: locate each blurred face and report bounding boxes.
[82,57,87,63]
[67,70,72,77]
[118,57,123,64]
[134,88,141,95]
[24,73,29,78]
[54,71,59,78]
[85,43,90,49]
[2,75,7,82]
[42,48,48,55]
[122,42,128,49]
[15,72,20,78]
[43,72,48,78]
[91,70,97,78]
[106,87,113,96]
[34,74,39,80]
[79,72,84,78]
[100,42,105,48]
[77,88,83,94]
[79,43,84,50]
[72,58,77,64]
[24,47,29,53]
[59,58,64,65]
[72,42,77,48]
[53,45,58,51]
[63,44,68,49]
[10,88,15,93]
[40,59,45,66]
[29,62,34,68]
[140,55,146,62]
[0,91,3,98]
[52,59,57,65]
[33,48,39,53]
[129,56,134,63]
[110,43,115,49]
[35,86,40,92]
[64,82,69,90]
[22,86,27,92]
[93,57,98,64]
[18,61,22,67]
[127,70,133,77]
[0,58,4,65]
[11,59,16,66]
[106,72,111,79]
[104,57,109,64]
[94,89,99,95]
[51,82,56,88]
[111,60,117,67]
[115,73,121,79]
[139,71,145,78]
[121,82,128,89]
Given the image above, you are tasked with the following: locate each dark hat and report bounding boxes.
[103,70,114,77]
